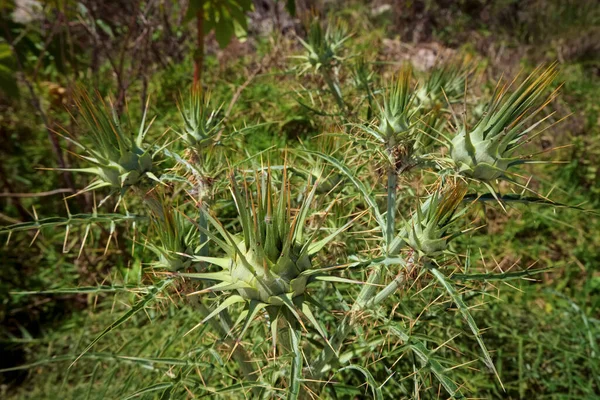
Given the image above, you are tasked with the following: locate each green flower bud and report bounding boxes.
[69,89,159,190]
[450,65,558,181]
[406,182,468,257]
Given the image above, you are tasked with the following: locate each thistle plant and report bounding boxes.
[61,90,160,192]
[2,23,586,399]
[405,181,469,257]
[177,87,223,149]
[183,167,357,341]
[145,194,199,271]
[296,18,350,111]
[450,65,559,182]
[378,67,416,141]
[351,57,375,119]
[356,67,418,173]
[297,17,349,73]
[415,61,470,110]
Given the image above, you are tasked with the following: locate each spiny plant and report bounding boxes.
[145,194,199,271]
[405,180,469,257]
[415,59,472,109]
[182,167,359,342]
[57,89,162,193]
[2,28,589,399]
[297,17,349,74]
[177,87,223,149]
[295,17,350,111]
[302,61,571,398]
[377,67,416,141]
[351,57,375,119]
[450,65,560,183]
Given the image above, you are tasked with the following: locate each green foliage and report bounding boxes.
[2,2,600,399]
[0,43,19,98]
[187,0,253,48]
[177,88,223,148]
[405,181,468,257]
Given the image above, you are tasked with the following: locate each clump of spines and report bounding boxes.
[177,87,222,148]
[298,17,349,73]
[405,181,469,257]
[61,89,160,192]
[378,67,416,141]
[182,166,356,343]
[450,65,559,181]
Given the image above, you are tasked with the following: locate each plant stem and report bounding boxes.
[309,263,384,376]
[191,298,258,381]
[193,2,204,86]
[386,164,397,252]
[369,257,414,307]
[322,68,345,112]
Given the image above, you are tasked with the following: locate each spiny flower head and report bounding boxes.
[416,61,469,109]
[450,65,559,181]
[378,67,416,141]
[297,17,349,73]
[145,194,198,271]
[351,57,374,92]
[406,181,468,257]
[177,87,222,148]
[66,89,159,191]
[183,167,356,339]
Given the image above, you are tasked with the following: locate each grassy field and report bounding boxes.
[1,1,599,399]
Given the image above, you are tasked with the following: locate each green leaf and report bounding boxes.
[430,267,503,389]
[464,192,594,212]
[189,256,232,269]
[0,213,143,235]
[0,43,19,98]
[286,0,296,16]
[338,365,383,400]
[214,18,235,48]
[71,279,173,367]
[124,383,174,399]
[201,295,245,325]
[238,300,267,339]
[178,271,233,282]
[301,302,327,340]
[0,55,19,98]
[312,275,365,285]
[307,151,385,231]
[13,284,148,296]
[451,267,552,281]
[184,0,203,23]
[287,324,303,400]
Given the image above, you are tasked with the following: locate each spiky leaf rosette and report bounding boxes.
[406,181,468,257]
[450,65,559,181]
[177,87,222,148]
[145,195,199,271]
[297,17,349,73]
[378,67,416,141]
[351,57,374,93]
[63,89,159,192]
[415,60,470,109]
[183,167,355,339]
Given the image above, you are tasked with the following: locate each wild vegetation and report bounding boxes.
[1,1,599,399]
